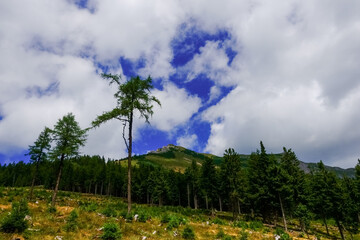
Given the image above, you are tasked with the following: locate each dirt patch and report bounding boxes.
[57,206,74,215]
[0,204,11,210]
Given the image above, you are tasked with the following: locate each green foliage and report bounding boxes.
[51,113,87,159]
[101,221,122,240]
[233,221,248,229]
[212,217,227,225]
[64,209,79,232]
[102,205,118,217]
[0,199,29,233]
[216,228,232,239]
[161,214,171,223]
[137,210,150,222]
[182,225,195,239]
[239,230,249,240]
[249,221,263,231]
[79,201,98,212]
[294,204,311,232]
[48,206,57,213]
[275,228,292,240]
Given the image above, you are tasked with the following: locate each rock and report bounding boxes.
[54,236,63,240]
[274,235,280,240]
[142,237,147,240]
[134,214,139,221]
[152,230,157,235]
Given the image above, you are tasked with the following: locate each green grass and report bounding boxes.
[0,187,353,240]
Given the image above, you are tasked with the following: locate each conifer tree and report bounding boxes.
[220,148,243,219]
[200,157,217,215]
[92,74,160,213]
[26,127,51,200]
[50,113,87,207]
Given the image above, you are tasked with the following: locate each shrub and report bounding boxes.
[137,211,150,223]
[234,221,248,229]
[167,216,180,230]
[216,228,226,239]
[275,228,292,240]
[48,206,57,213]
[212,217,226,225]
[102,205,117,217]
[182,225,195,239]
[239,230,249,240]
[0,199,29,233]
[249,221,263,230]
[64,210,79,232]
[101,221,122,240]
[161,214,171,223]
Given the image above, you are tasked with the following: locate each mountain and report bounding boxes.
[124,144,355,177]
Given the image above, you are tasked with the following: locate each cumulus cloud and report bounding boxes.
[1,0,360,168]
[177,134,198,149]
[151,83,202,132]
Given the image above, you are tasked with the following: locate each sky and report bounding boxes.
[0,0,360,168]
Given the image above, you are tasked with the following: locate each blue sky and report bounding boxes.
[1,0,360,168]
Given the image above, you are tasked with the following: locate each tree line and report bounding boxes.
[1,142,360,239]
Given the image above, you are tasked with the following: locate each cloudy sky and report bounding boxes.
[1,0,360,168]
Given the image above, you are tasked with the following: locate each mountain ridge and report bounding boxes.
[128,144,356,178]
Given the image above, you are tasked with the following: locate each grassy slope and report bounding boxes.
[0,187,347,240]
[119,144,356,177]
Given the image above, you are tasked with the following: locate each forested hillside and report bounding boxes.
[1,142,360,239]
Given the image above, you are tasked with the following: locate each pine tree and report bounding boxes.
[247,141,277,222]
[92,74,160,213]
[200,158,217,215]
[26,127,52,200]
[220,148,243,219]
[50,113,87,207]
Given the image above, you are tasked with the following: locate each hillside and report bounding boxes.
[122,144,356,177]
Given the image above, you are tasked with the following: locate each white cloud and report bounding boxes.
[177,134,198,150]
[1,0,360,169]
[151,82,202,132]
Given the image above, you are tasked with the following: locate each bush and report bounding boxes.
[101,221,122,240]
[137,211,150,223]
[275,228,292,240]
[239,230,249,240]
[48,206,57,213]
[212,217,227,225]
[234,221,248,229]
[0,199,29,233]
[182,225,195,239]
[102,206,117,217]
[249,221,263,230]
[161,214,171,223]
[64,210,79,232]
[167,216,180,230]
[216,228,226,239]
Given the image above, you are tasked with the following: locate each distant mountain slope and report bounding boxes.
[125,144,355,177]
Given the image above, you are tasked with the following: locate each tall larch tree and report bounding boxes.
[26,126,51,200]
[50,113,87,208]
[92,74,160,213]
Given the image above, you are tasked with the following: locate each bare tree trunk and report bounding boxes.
[205,195,209,210]
[51,154,64,208]
[238,200,241,215]
[147,191,150,204]
[95,183,98,195]
[194,193,198,209]
[336,219,345,240]
[323,215,329,235]
[279,193,287,231]
[187,183,190,207]
[219,196,222,212]
[127,111,133,214]
[100,182,103,195]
